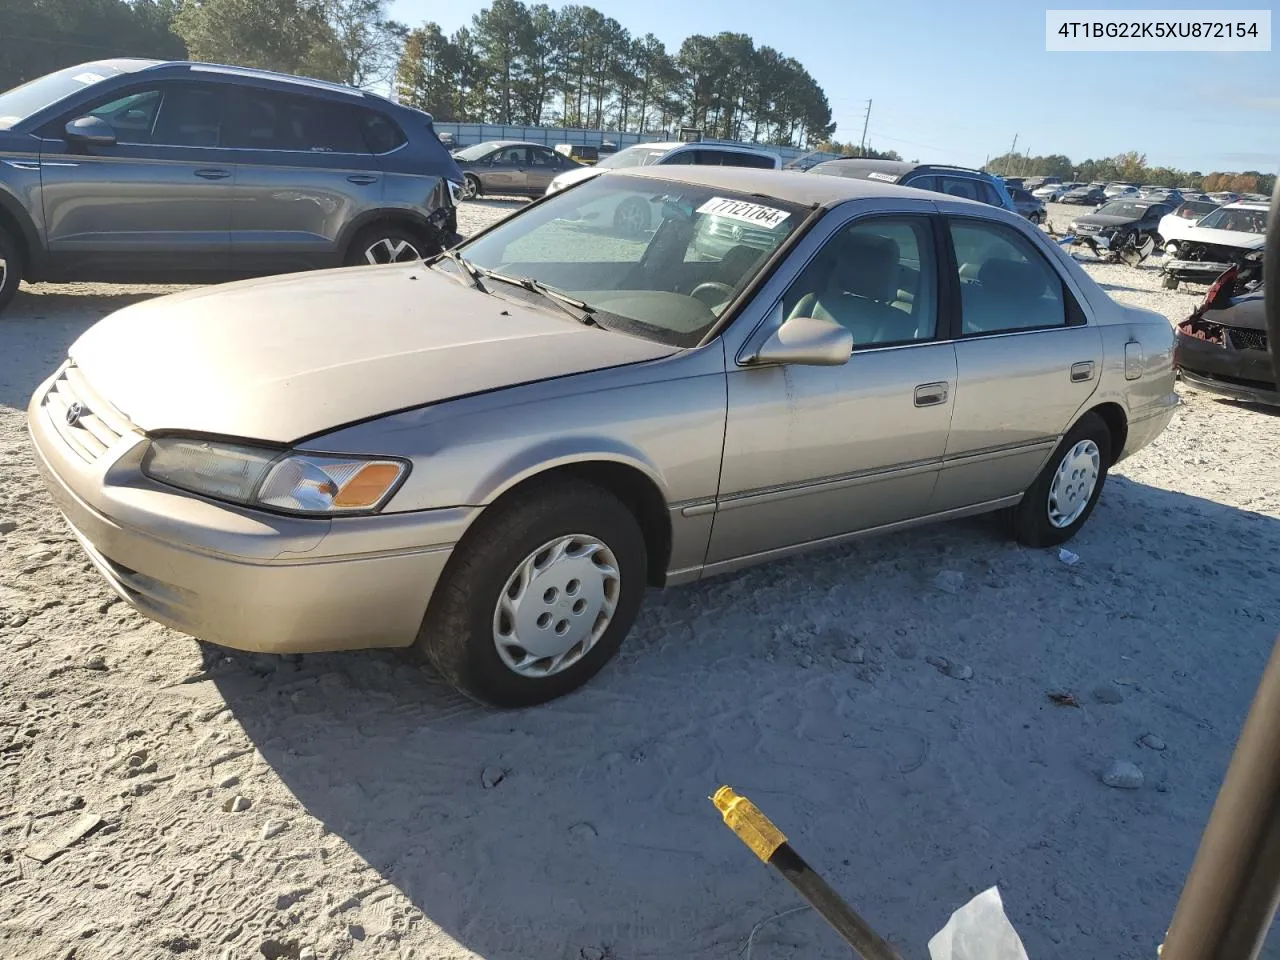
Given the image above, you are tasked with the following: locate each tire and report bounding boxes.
[1030,211,1044,225]
[1008,412,1111,548]
[344,222,433,267]
[462,174,481,200]
[0,225,23,314]
[415,478,648,707]
[1162,275,1180,290]
[613,196,651,236]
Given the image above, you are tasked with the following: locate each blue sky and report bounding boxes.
[389,0,1278,174]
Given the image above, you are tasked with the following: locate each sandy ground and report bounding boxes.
[2,198,1279,960]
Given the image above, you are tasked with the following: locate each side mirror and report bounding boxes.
[65,116,116,147]
[749,314,853,367]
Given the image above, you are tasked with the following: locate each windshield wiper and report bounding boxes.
[474,268,600,327]
[432,249,486,291]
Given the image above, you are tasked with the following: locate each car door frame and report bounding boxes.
[925,200,1105,513]
[704,194,965,573]
[33,77,235,280]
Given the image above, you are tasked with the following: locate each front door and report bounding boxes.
[484,146,530,195]
[224,87,380,273]
[707,210,957,565]
[929,216,1102,513]
[38,81,232,278]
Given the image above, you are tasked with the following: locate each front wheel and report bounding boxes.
[0,225,23,314]
[415,478,648,707]
[1008,412,1111,547]
[345,223,431,266]
[1162,275,1180,290]
[461,174,481,200]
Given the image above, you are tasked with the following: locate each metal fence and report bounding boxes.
[430,122,821,165]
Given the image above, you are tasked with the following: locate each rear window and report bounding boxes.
[358,109,406,153]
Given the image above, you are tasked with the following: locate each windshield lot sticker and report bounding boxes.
[866,171,899,183]
[697,198,791,230]
[72,73,105,84]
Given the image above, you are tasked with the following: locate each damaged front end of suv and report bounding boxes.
[1174,266,1274,405]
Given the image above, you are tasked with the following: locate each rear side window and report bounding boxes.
[661,149,699,165]
[948,219,1072,334]
[938,175,981,202]
[719,151,775,169]
[358,109,406,154]
[227,89,368,153]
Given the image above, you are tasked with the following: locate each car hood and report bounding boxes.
[1072,213,1144,228]
[67,264,677,443]
[1177,226,1266,251]
[1208,291,1267,331]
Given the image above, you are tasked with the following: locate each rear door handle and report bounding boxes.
[194,168,230,180]
[1070,361,1095,382]
[914,382,949,407]
[346,174,378,185]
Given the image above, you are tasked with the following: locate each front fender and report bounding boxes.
[468,436,670,507]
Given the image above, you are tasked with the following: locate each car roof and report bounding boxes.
[136,61,373,99]
[1226,201,1269,210]
[609,165,988,209]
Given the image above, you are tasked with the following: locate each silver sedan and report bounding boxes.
[28,167,1177,706]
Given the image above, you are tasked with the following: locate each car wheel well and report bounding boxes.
[0,207,31,277]
[487,462,672,587]
[1084,402,1128,465]
[345,215,436,260]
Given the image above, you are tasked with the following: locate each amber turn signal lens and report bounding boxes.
[333,462,404,507]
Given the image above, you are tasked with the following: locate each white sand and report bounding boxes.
[1,198,1278,960]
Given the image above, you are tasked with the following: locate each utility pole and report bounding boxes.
[859,99,871,155]
[1006,133,1017,174]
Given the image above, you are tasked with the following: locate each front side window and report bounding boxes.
[453,177,806,347]
[90,90,163,144]
[81,84,224,147]
[782,216,938,347]
[949,219,1068,335]
[1195,206,1268,234]
[227,90,367,153]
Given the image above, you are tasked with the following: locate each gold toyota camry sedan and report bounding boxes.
[29,167,1177,706]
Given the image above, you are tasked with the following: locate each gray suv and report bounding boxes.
[0,59,464,312]
[806,159,1018,214]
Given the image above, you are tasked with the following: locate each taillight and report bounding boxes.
[1200,266,1238,313]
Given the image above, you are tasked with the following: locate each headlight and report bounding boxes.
[1069,222,1078,232]
[446,179,464,206]
[142,438,408,515]
[1245,250,1263,262]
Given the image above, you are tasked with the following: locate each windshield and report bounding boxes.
[1095,201,1151,218]
[1176,201,1219,219]
[595,145,669,169]
[0,61,128,129]
[453,142,503,161]
[454,174,808,347]
[1196,206,1269,234]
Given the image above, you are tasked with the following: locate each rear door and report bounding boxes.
[525,145,561,194]
[929,214,1102,513]
[38,80,232,277]
[483,146,530,194]
[224,86,380,273]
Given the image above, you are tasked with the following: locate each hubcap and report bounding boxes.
[0,255,6,290]
[1047,439,1101,528]
[462,177,478,199]
[492,535,620,678]
[363,237,421,265]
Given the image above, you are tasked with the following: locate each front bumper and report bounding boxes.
[1175,332,1277,406]
[28,370,476,653]
[1163,259,1236,283]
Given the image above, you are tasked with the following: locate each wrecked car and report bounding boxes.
[1162,201,1268,290]
[1060,183,1107,205]
[1175,269,1272,405]
[1068,198,1174,261]
[1158,199,1222,249]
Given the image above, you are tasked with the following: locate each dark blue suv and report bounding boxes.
[0,59,464,311]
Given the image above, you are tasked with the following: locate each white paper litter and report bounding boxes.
[928,887,1030,960]
[1058,547,1080,566]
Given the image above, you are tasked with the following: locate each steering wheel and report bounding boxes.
[690,281,734,307]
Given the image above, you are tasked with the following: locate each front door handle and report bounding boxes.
[346,174,378,185]
[1070,361,1095,383]
[914,381,949,407]
[194,168,230,180]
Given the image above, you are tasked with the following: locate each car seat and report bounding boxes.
[787,232,918,344]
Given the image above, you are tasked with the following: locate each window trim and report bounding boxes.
[941,214,1088,339]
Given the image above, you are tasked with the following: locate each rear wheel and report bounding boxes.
[415,478,647,707]
[0,225,23,314]
[1163,275,1180,290]
[1008,413,1111,547]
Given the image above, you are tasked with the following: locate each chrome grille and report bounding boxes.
[1228,327,1268,352]
[41,365,130,463]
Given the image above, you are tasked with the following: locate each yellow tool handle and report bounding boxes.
[712,785,788,864]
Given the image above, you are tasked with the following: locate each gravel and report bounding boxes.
[1,196,1279,960]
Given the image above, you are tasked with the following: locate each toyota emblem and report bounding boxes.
[65,402,85,427]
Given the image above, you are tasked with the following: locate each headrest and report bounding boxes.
[832,232,900,302]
